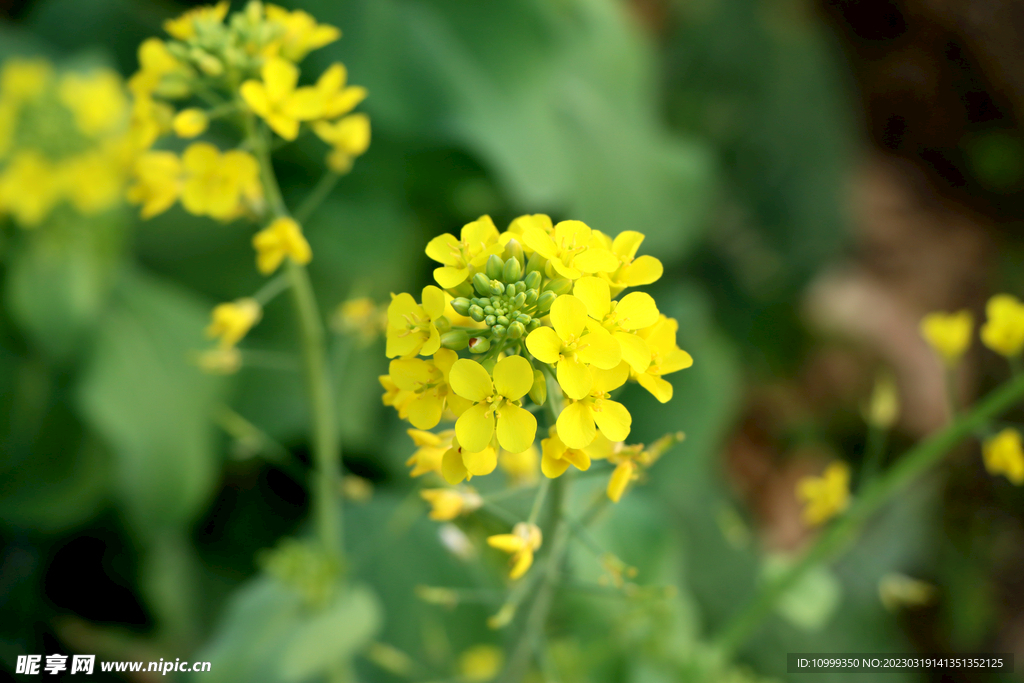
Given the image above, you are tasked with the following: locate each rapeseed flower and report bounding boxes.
[983,428,1024,485]
[264,4,341,62]
[386,286,448,359]
[313,113,370,173]
[440,434,499,484]
[387,349,470,429]
[522,219,618,280]
[127,151,182,219]
[240,57,326,141]
[980,294,1024,358]
[181,142,262,220]
[449,355,537,453]
[540,427,594,478]
[488,522,542,580]
[425,215,504,289]
[556,367,631,449]
[589,229,664,294]
[406,429,455,477]
[572,276,660,372]
[172,108,209,138]
[206,298,262,349]
[633,315,693,403]
[796,461,851,526]
[920,310,973,366]
[163,1,230,41]
[253,217,312,274]
[420,488,482,521]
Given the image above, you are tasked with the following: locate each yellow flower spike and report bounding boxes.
[981,294,1024,358]
[449,356,538,454]
[424,215,504,289]
[0,150,59,227]
[181,143,262,220]
[253,217,312,275]
[982,428,1024,485]
[406,429,455,477]
[796,461,851,526]
[607,460,637,503]
[556,365,632,449]
[633,315,693,403]
[164,1,230,40]
[540,427,592,478]
[311,63,368,120]
[385,286,447,358]
[172,108,209,138]
[264,4,342,62]
[420,487,482,522]
[487,522,542,580]
[499,443,539,485]
[521,219,618,280]
[127,150,182,219]
[457,645,504,683]
[572,276,660,372]
[525,294,622,399]
[240,57,326,141]
[313,113,371,174]
[206,298,263,349]
[920,309,973,366]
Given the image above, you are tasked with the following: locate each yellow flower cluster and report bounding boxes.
[921,294,1024,365]
[796,461,851,526]
[126,1,370,221]
[0,58,135,227]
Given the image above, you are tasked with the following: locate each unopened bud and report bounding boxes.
[536,291,557,314]
[434,315,451,333]
[525,289,538,305]
[502,257,522,283]
[492,324,506,337]
[505,239,525,267]
[485,315,496,326]
[529,369,547,405]
[194,50,224,77]
[512,292,527,309]
[544,278,572,296]
[452,281,475,298]
[496,315,510,327]
[486,254,505,280]
[440,330,469,350]
[508,321,525,339]
[489,280,505,296]
[472,272,492,296]
[469,337,490,353]
[524,271,542,290]
[505,282,518,297]
[451,297,472,316]
[526,252,546,275]
[469,305,485,322]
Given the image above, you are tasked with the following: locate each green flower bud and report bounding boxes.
[536,291,557,314]
[526,252,546,275]
[525,289,539,305]
[524,271,542,290]
[484,305,495,315]
[505,282,518,298]
[486,254,505,280]
[492,324,506,337]
[485,315,496,326]
[469,336,491,353]
[508,321,525,339]
[472,297,486,307]
[433,315,451,333]
[496,315,510,327]
[505,239,525,267]
[528,318,542,330]
[516,313,532,325]
[452,281,475,299]
[544,278,572,296]
[502,256,522,283]
[489,280,505,296]
[440,330,469,350]
[451,298,472,316]
[529,369,547,406]
[512,292,527,309]
[472,272,492,296]
[469,305,485,322]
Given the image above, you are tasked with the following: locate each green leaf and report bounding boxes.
[763,555,842,632]
[76,269,225,532]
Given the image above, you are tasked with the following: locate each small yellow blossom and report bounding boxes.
[424,216,504,289]
[603,432,683,502]
[206,298,263,349]
[449,356,538,454]
[572,276,660,372]
[310,63,367,120]
[488,523,542,580]
[172,108,209,138]
[181,143,262,220]
[264,4,341,62]
[127,150,182,218]
[240,57,326,141]
[540,427,592,478]
[385,286,447,358]
[59,147,126,214]
[556,366,631,449]
[440,434,498,484]
[313,113,370,173]
[982,428,1024,485]
[0,58,52,103]
[633,315,693,403]
[522,219,618,280]
[420,488,482,521]
[253,217,313,274]
[796,461,851,526]
[387,350,470,429]
[920,310,973,366]
[128,38,187,97]
[58,71,129,137]
[589,229,664,294]
[128,93,174,151]
[525,294,621,399]
[980,294,1024,357]
[0,150,59,227]
[163,1,230,41]
[406,429,455,477]
[457,645,504,682]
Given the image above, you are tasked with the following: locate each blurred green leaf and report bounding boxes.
[764,555,841,632]
[76,269,225,532]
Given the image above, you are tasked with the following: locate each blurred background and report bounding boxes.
[2,0,1024,681]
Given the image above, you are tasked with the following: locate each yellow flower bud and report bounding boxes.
[252,217,312,275]
[796,461,850,526]
[172,108,209,138]
[420,488,482,521]
[980,294,1024,357]
[983,428,1024,485]
[206,298,262,349]
[607,460,636,503]
[920,310,973,366]
[865,372,900,429]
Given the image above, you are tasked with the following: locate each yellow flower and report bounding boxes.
[603,432,683,502]
[206,298,262,349]
[982,428,1024,485]
[424,215,504,289]
[540,427,592,478]
[253,216,313,274]
[457,645,504,682]
[128,38,187,97]
[556,366,631,449]
[57,70,128,137]
[980,294,1024,357]
[449,356,538,454]
[385,286,447,358]
[440,434,498,484]
[240,57,326,141]
[59,148,125,214]
[572,276,660,372]
[525,294,621,400]
[163,1,229,40]
[128,93,174,151]
[334,296,383,342]
[487,522,542,580]
[388,349,470,429]
[521,219,618,280]
[920,310,973,366]
[313,113,370,173]
[420,487,482,521]
[0,58,52,104]
[380,374,414,417]
[0,150,59,227]
[589,229,664,294]
[127,150,182,219]
[264,4,341,62]
[607,460,636,503]
[172,108,209,138]
[406,429,455,477]
[499,443,539,485]
[309,63,367,120]
[181,143,261,220]
[633,315,693,403]
[796,461,850,526]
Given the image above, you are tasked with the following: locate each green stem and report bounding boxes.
[858,424,888,488]
[526,478,551,526]
[252,272,291,306]
[296,170,341,225]
[712,372,1024,657]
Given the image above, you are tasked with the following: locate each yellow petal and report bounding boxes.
[461,215,499,247]
[420,325,441,356]
[433,266,469,289]
[426,233,461,265]
[463,446,498,476]
[614,292,660,330]
[592,362,630,392]
[388,358,435,390]
[557,358,592,400]
[607,461,635,502]
[522,226,558,259]
[621,255,663,286]
[554,220,591,245]
[637,372,673,403]
[487,534,524,554]
[441,448,468,484]
[509,549,533,580]
[573,247,618,273]
[525,327,562,364]
[660,348,694,374]
[239,80,270,116]
[455,403,495,453]
[449,359,493,402]
[406,392,444,430]
[549,295,588,340]
[577,329,622,370]
[263,57,299,102]
[541,451,570,478]
[560,447,591,472]
[557,401,596,449]
[614,332,650,373]
[593,399,631,442]
[422,285,446,320]
[572,276,611,319]
[493,355,533,401]
[496,403,537,454]
[612,230,645,260]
